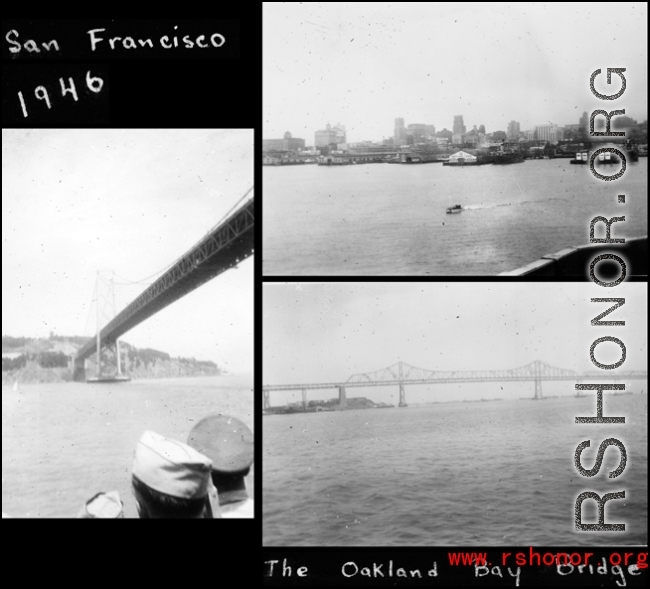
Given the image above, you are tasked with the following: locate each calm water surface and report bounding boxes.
[263,395,647,546]
[2,375,253,517]
[263,159,647,275]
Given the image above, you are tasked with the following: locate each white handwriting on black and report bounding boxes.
[17,72,104,118]
[5,26,225,54]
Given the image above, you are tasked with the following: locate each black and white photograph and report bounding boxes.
[2,129,254,518]
[263,282,647,547]
[263,2,647,276]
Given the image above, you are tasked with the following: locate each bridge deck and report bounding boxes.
[263,360,647,392]
[263,372,648,392]
[77,198,254,361]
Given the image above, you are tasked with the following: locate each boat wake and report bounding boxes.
[462,197,564,211]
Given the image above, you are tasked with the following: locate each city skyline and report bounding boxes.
[265,108,645,147]
[264,2,648,143]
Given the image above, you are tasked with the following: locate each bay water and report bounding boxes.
[2,375,253,518]
[263,394,647,546]
[263,159,647,275]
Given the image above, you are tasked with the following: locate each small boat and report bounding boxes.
[446,204,462,214]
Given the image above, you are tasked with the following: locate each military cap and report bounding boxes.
[187,415,254,473]
[132,430,212,499]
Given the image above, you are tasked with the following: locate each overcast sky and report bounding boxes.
[264,282,647,404]
[264,2,648,143]
[2,129,253,373]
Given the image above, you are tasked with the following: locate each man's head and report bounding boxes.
[131,430,215,518]
[188,415,253,471]
[187,415,254,494]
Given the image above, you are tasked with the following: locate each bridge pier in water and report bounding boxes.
[73,357,86,382]
[534,378,543,400]
[263,390,270,410]
[398,382,408,407]
[301,388,307,411]
[338,385,347,409]
[397,360,408,407]
[84,339,130,383]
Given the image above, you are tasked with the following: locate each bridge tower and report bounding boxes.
[77,270,129,382]
[73,357,86,381]
[263,389,270,410]
[533,359,543,400]
[338,385,347,408]
[398,360,408,407]
[301,388,307,411]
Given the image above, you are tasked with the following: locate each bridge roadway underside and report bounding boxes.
[74,200,254,377]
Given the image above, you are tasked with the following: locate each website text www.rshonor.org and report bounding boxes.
[447,549,647,586]
[447,548,648,568]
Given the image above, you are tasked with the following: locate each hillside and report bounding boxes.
[2,334,222,385]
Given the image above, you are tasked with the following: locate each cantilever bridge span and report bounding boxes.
[263,360,647,410]
[74,197,254,381]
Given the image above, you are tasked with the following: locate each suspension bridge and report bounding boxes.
[263,360,647,410]
[74,195,254,381]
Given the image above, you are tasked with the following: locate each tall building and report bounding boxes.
[394,118,406,144]
[406,123,434,143]
[534,124,564,143]
[563,123,583,140]
[507,120,520,139]
[315,122,346,148]
[315,124,336,147]
[333,122,346,143]
[453,115,466,135]
[462,125,480,145]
